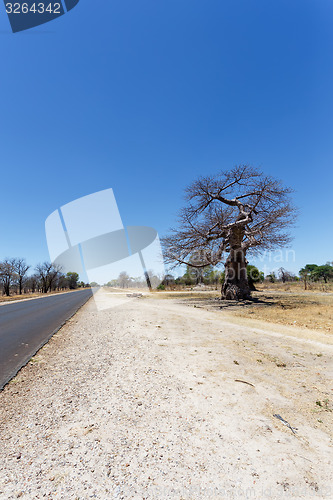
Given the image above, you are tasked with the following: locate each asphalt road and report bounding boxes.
[0,289,93,390]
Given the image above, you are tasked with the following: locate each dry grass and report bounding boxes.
[151,284,333,333]
[236,290,333,333]
[257,281,333,294]
[150,290,219,300]
[0,288,90,303]
[0,292,43,303]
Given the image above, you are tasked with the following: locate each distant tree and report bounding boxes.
[181,261,219,286]
[128,276,144,288]
[13,258,30,295]
[162,165,296,300]
[105,279,118,287]
[303,264,319,280]
[66,272,79,289]
[56,273,68,290]
[299,265,317,290]
[266,272,276,283]
[247,265,262,290]
[299,268,308,289]
[298,263,332,289]
[186,262,205,285]
[202,265,214,284]
[203,267,222,287]
[278,267,296,283]
[314,264,333,283]
[179,268,196,286]
[178,264,222,287]
[0,258,16,296]
[24,274,39,293]
[35,262,62,293]
[118,271,131,288]
[162,274,175,287]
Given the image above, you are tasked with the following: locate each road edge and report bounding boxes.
[0,291,93,392]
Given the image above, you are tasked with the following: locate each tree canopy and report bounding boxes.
[299,262,333,287]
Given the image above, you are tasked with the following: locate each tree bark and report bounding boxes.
[221,247,251,300]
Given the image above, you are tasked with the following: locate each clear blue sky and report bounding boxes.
[0,0,332,276]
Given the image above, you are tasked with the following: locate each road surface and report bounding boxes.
[0,289,93,389]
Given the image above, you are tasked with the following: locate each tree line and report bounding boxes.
[160,264,263,290]
[0,258,88,297]
[299,263,333,289]
[162,262,333,290]
[105,270,161,290]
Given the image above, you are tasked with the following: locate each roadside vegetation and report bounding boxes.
[0,258,89,300]
[103,260,333,333]
[149,263,333,333]
[236,285,333,333]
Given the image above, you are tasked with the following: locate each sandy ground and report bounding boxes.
[0,288,332,499]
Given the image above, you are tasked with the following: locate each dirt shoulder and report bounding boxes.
[0,289,332,499]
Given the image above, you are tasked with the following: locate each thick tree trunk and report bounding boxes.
[221,247,251,300]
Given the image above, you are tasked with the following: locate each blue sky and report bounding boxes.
[0,0,332,276]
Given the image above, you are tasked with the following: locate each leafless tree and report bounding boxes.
[13,258,30,295]
[24,273,39,293]
[0,258,17,296]
[35,262,62,293]
[278,267,295,283]
[117,271,131,288]
[162,165,296,300]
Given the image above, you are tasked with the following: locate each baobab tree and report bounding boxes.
[278,267,295,283]
[35,262,62,293]
[0,258,16,296]
[13,258,30,295]
[162,165,296,300]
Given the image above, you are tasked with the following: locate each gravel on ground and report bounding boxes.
[0,289,332,499]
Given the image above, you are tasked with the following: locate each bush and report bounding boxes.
[247,265,262,290]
